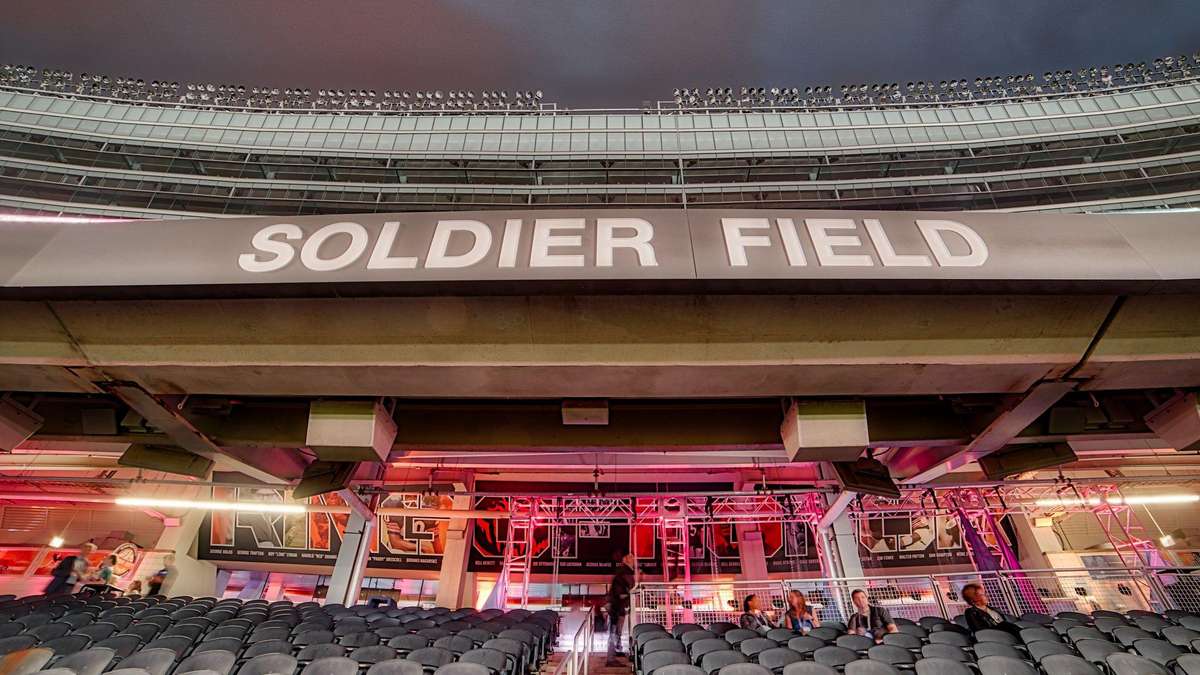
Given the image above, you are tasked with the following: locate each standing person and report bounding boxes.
[739,594,777,634]
[147,554,175,596]
[783,590,821,633]
[44,542,96,595]
[961,584,1021,637]
[605,552,638,667]
[846,589,898,642]
[82,555,117,593]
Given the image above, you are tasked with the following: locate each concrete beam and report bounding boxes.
[817,489,857,531]
[897,380,1078,484]
[101,382,289,484]
[337,488,375,522]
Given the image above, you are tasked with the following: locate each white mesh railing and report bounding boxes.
[631,567,1199,627]
[785,575,946,624]
[632,581,787,629]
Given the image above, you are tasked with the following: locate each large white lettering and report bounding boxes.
[722,218,772,267]
[596,218,657,267]
[530,219,585,267]
[300,222,369,272]
[425,220,493,269]
[238,223,302,273]
[917,220,989,267]
[804,219,873,267]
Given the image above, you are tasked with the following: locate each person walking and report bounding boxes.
[605,552,638,667]
[44,542,96,595]
[82,554,117,593]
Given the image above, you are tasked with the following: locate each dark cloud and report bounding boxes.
[1,0,1197,107]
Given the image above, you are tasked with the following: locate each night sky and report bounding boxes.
[1,0,1198,108]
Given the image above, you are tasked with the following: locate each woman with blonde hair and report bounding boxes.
[783,590,820,633]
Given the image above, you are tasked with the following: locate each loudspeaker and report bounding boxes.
[306,400,397,463]
[293,460,358,499]
[781,400,869,462]
[0,398,43,453]
[1145,392,1200,452]
[832,457,901,498]
[118,443,214,479]
[978,442,1078,480]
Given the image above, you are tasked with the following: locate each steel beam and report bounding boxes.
[102,382,289,484]
[897,380,1078,484]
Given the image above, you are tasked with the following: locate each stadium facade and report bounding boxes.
[1,55,1200,616]
[1,57,1200,218]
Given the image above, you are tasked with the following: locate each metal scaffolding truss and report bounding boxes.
[517,492,828,525]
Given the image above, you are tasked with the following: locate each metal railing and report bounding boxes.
[553,605,594,675]
[631,567,1200,628]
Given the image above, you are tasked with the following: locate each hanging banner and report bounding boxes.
[854,513,972,569]
[763,521,822,574]
[197,488,450,571]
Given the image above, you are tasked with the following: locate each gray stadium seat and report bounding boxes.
[367,661,425,675]
[301,656,359,675]
[881,633,921,651]
[1104,652,1169,675]
[844,662,899,675]
[1176,654,1200,675]
[299,644,347,662]
[435,664,491,675]
[54,647,117,675]
[693,638,733,662]
[1074,638,1121,665]
[655,665,705,675]
[458,648,510,675]
[976,656,1037,675]
[239,653,299,675]
[975,641,1024,659]
[682,631,717,649]
[116,647,177,675]
[836,634,874,654]
[643,650,691,675]
[175,650,237,675]
[701,649,747,675]
[740,637,777,658]
[915,658,972,675]
[407,646,456,675]
[1024,640,1073,662]
[919,644,969,662]
[0,635,37,655]
[724,630,759,647]
[812,646,857,669]
[782,664,837,675]
[244,639,295,658]
[927,632,969,649]
[786,636,825,656]
[717,664,772,675]
[1132,638,1183,666]
[974,629,1018,646]
[1037,654,1100,675]
[867,645,914,667]
[756,647,801,675]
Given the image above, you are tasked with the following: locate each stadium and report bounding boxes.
[1,16,1200,675]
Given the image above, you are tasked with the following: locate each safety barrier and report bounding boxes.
[554,605,594,675]
[631,567,1200,628]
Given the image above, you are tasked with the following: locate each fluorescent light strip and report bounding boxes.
[115,497,307,514]
[1034,494,1200,507]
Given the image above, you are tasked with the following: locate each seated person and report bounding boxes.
[739,593,776,634]
[961,583,1021,636]
[846,589,898,642]
[784,590,821,633]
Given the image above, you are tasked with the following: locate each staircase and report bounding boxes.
[539,651,632,675]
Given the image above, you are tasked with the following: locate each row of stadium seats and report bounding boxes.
[0,65,549,112]
[670,53,1200,108]
[632,607,1200,675]
[0,592,557,675]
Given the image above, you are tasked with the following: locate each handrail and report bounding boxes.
[631,566,1200,627]
[553,605,594,675]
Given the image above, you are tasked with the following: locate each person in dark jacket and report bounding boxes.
[739,594,777,634]
[846,589,898,642]
[961,583,1021,637]
[44,542,97,594]
[605,552,638,666]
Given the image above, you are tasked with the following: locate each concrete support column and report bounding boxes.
[435,481,476,609]
[154,510,218,597]
[1008,514,1063,570]
[326,510,374,606]
[825,512,865,579]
